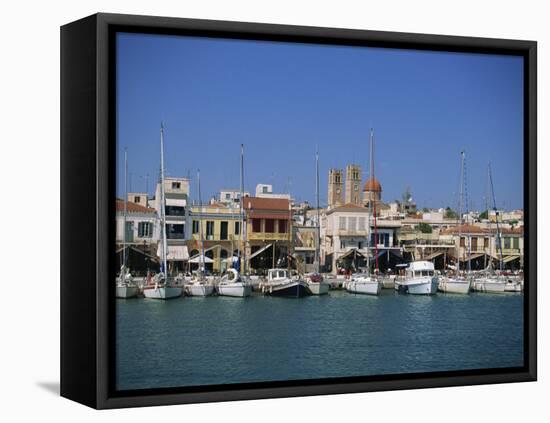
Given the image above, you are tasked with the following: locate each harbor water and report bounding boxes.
[116,291,523,391]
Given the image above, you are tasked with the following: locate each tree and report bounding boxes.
[445,206,458,219]
[479,210,488,220]
[415,222,433,234]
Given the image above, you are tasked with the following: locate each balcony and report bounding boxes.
[248,232,290,242]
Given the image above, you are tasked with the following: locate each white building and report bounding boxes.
[218,189,250,205]
[255,183,291,200]
[321,203,401,273]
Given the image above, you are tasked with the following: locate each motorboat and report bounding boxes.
[395,261,439,295]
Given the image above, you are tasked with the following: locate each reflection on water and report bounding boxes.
[116,290,523,390]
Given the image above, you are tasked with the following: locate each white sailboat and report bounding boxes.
[472,164,506,293]
[116,148,139,299]
[395,261,439,295]
[439,151,471,294]
[185,169,214,297]
[143,123,183,300]
[346,128,381,296]
[217,144,251,297]
[305,149,330,295]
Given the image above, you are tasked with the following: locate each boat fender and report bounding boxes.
[227,268,239,284]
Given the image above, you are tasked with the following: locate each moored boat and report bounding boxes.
[438,276,471,294]
[304,273,330,295]
[260,269,310,298]
[346,273,382,295]
[395,261,439,295]
[217,268,252,297]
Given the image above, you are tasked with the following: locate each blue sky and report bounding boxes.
[116,32,524,210]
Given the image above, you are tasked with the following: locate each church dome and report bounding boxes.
[363,177,382,192]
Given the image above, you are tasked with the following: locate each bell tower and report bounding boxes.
[327,169,343,208]
[345,164,362,206]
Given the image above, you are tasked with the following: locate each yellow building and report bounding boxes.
[187,202,244,273]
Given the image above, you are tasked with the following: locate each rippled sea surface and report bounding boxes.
[116,290,523,390]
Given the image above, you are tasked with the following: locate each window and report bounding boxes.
[220,221,228,240]
[166,223,184,239]
[503,237,511,249]
[134,196,140,203]
[278,219,287,233]
[358,217,366,231]
[171,182,181,189]
[138,222,152,238]
[339,216,346,230]
[192,220,199,234]
[234,221,241,235]
[484,237,489,248]
[225,193,231,200]
[460,237,465,247]
[358,241,363,250]
[165,205,185,216]
[206,221,214,237]
[340,240,346,249]
[348,217,357,232]
[265,219,275,233]
[252,219,262,232]
[262,186,268,193]
[513,237,519,249]
[471,237,478,251]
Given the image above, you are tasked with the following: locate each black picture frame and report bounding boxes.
[60,12,537,409]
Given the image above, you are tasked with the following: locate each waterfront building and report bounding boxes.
[152,176,190,272]
[255,183,291,200]
[345,164,362,206]
[320,203,401,273]
[127,192,149,208]
[115,198,159,274]
[187,202,243,273]
[327,168,344,208]
[218,189,250,205]
[243,196,292,273]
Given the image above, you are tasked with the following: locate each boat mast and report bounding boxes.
[366,131,371,274]
[315,148,321,274]
[371,128,379,273]
[463,151,471,274]
[122,148,128,275]
[197,169,205,278]
[488,163,504,273]
[241,144,247,275]
[159,123,168,280]
[456,151,464,276]
[238,144,245,273]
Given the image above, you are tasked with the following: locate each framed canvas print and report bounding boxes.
[60,13,537,409]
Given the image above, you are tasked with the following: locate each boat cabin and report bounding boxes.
[268,268,290,281]
[405,261,435,279]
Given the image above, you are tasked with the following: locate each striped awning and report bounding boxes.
[423,251,445,261]
[503,255,521,263]
[249,244,273,259]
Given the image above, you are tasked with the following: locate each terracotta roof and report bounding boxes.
[501,226,524,234]
[363,177,382,192]
[441,224,487,235]
[244,197,290,211]
[327,203,370,214]
[116,198,156,214]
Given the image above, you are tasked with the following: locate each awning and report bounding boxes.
[458,253,485,262]
[157,245,189,261]
[338,249,366,261]
[423,251,445,261]
[188,254,214,264]
[249,244,273,259]
[503,255,521,263]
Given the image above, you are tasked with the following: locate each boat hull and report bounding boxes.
[266,281,310,298]
[346,280,381,295]
[143,286,183,299]
[472,279,507,293]
[396,277,438,295]
[185,284,214,296]
[217,284,252,297]
[381,277,395,289]
[438,278,471,294]
[307,282,330,295]
[116,286,139,298]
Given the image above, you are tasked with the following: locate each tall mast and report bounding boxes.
[488,164,504,272]
[197,169,205,277]
[315,148,321,274]
[239,144,245,273]
[456,151,464,275]
[463,151,471,274]
[122,148,128,273]
[371,128,379,273]
[159,123,168,279]
[366,131,371,273]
